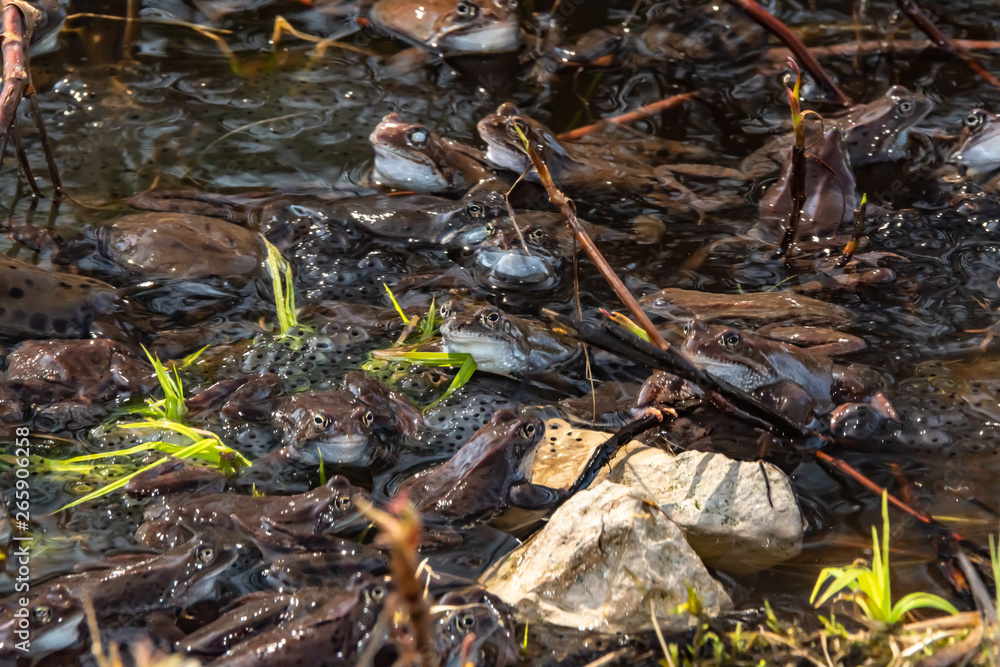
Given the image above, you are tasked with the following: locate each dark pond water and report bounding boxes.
[4,0,1000,663]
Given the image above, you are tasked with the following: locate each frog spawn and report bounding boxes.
[241,326,379,393]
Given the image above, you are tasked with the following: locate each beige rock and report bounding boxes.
[531,418,643,490]
[608,446,804,575]
[483,480,732,633]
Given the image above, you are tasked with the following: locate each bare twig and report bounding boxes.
[777,60,807,261]
[557,92,696,141]
[12,120,40,197]
[0,1,31,162]
[896,0,1000,91]
[25,72,62,198]
[357,496,434,667]
[725,0,851,105]
[512,125,668,350]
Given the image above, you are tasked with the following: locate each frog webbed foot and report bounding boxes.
[630,370,704,418]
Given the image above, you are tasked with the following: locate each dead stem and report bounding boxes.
[357,496,435,667]
[0,1,32,162]
[512,126,668,349]
[725,0,851,105]
[896,0,1000,91]
[557,92,696,141]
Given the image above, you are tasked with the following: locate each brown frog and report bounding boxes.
[741,85,934,179]
[638,288,855,329]
[129,463,371,551]
[219,370,422,468]
[0,339,155,431]
[399,408,559,526]
[662,319,896,436]
[477,102,712,214]
[0,256,123,340]
[209,577,391,667]
[367,113,496,194]
[368,0,522,54]
[440,303,581,377]
[949,108,1000,176]
[13,212,266,286]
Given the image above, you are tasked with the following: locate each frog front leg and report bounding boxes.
[508,482,562,511]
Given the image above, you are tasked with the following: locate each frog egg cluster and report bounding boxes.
[412,386,516,455]
[241,325,374,392]
[295,247,405,301]
[891,374,1000,456]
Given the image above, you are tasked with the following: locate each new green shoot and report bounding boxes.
[265,238,300,334]
[811,491,959,628]
[131,346,188,422]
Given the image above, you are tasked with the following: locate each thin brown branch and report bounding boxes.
[767,38,1000,62]
[0,1,29,162]
[725,0,851,106]
[25,74,61,198]
[896,0,1000,91]
[12,119,40,197]
[516,128,668,350]
[557,92,696,141]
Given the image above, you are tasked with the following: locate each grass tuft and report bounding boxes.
[811,491,959,628]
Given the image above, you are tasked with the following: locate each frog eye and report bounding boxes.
[505,117,530,140]
[362,410,374,427]
[406,126,430,149]
[683,321,692,336]
[528,227,545,242]
[313,413,331,429]
[479,308,501,328]
[33,605,52,623]
[507,0,518,9]
[896,99,914,116]
[365,583,387,603]
[336,495,352,511]
[466,201,485,218]
[455,611,477,633]
[440,302,451,318]
[721,331,742,351]
[965,110,987,131]
[196,545,215,564]
[519,422,537,439]
[455,0,478,19]
[484,221,497,237]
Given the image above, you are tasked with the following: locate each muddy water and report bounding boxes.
[4,0,1000,661]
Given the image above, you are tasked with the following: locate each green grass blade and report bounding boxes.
[264,238,298,333]
[418,296,436,341]
[318,446,326,485]
[52,438,217,514]
[811,567,864,608]
[383,283,409,325]
[889,593,959,625]
[425,354,476,409]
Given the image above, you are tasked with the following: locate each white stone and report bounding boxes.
[482,481,732,633]
[607,446,804,575]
